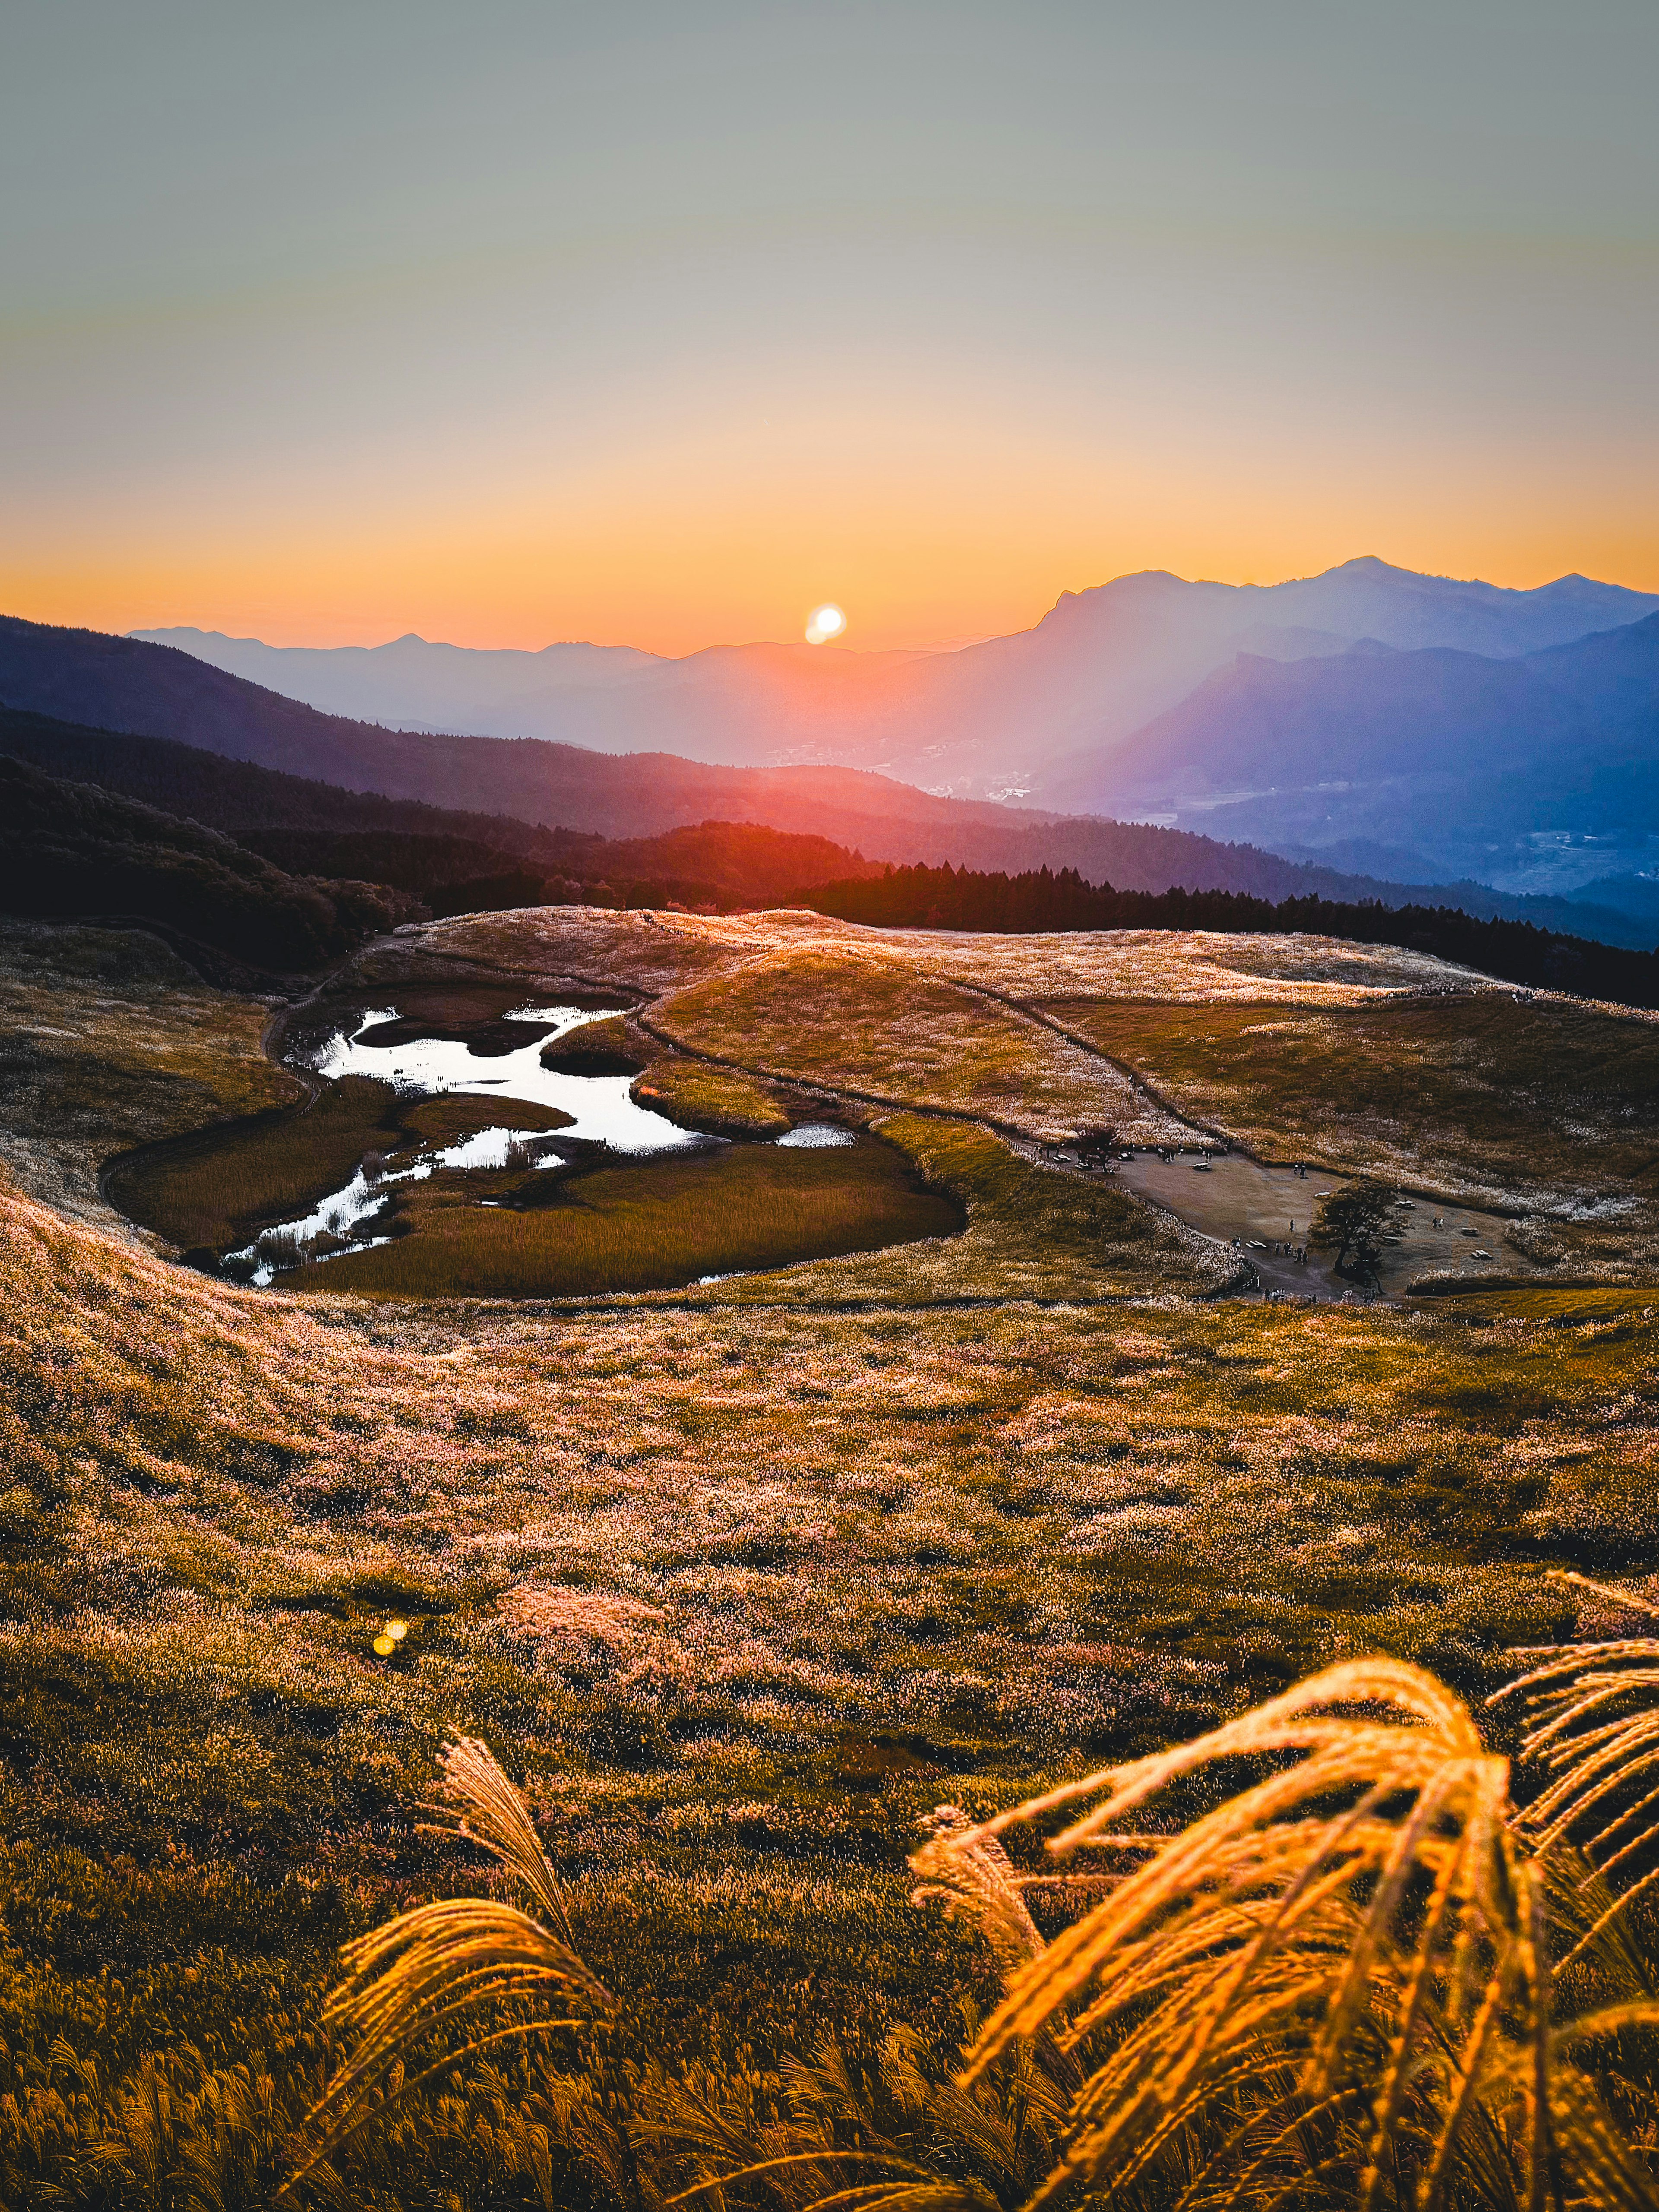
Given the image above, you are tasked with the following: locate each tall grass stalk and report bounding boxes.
[307,1580,1659,2209]
[287,1737,614,2194]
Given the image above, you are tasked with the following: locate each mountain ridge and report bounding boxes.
[1055,611,1659,900]
[135,558,1659,800]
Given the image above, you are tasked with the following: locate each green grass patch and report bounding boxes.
[886,1113,1157,1269]
[540,1012,645,1074]
[1043,993,1659,1193]
[657,945,1142,1140]
[394,1093,574,1148]
[305,1135,961,1298]
[1408,1283,1659,1325]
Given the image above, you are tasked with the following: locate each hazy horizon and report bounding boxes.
[130,552,1659,662]
[5,2,1656,654]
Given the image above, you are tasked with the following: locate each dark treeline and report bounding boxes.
[800,861,1659,1007]
[0,754,418,969]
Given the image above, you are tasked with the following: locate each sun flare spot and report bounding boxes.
[804,603,846,645]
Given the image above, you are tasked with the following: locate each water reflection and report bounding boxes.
[227,1002,721,1282]
[311,1004,706,1154]
[776,1123,855,1148]
[232,1004,853,1286]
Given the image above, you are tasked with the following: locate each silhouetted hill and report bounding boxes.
[0,706,887,914]
[242,823,885,908]
[0,704,561,849]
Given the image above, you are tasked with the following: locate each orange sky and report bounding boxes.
[4,6,1656,656]
[10,462,1656,658]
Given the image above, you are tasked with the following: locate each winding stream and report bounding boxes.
[235,1002,856,1283]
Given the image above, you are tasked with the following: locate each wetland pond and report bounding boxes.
[1111,1147,1542,1300]
[108,988,960,1298]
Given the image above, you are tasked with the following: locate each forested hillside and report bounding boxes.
[0,753,414,969]
[0,706,881,909]
[0,710,889,957]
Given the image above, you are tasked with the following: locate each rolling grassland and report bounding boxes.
[0,921,300,1232]
[1052,993,1659,1246]
[2,908,1657,2203]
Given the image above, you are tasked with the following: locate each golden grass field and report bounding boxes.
[0,919,299,1230]
[3,905,1658,2204]
[631,1057,792,1138]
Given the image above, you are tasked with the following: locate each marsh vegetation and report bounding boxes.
[107,1079,581,1255]
[106,978,965,1297]
[315,1134,962,1298]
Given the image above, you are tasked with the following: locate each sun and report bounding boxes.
[804,603,846,645]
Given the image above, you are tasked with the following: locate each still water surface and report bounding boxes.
[237,1003,853,1282]
[312,1003,703,1153]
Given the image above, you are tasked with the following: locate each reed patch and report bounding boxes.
[306,1134,962,1299]
[107,1081,575,1254]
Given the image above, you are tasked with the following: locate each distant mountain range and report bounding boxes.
[137,556,1656,803]
[1057,612,1659,906]
[5,612,1659,947]
[131,559,1659,911]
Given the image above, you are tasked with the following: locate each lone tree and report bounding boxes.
[1311,1176,1398,1279]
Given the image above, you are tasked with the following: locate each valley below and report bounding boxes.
[3,903,1659,2204]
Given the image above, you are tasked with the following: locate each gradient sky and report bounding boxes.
[3,1,1656,653]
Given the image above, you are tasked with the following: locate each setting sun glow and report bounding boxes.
[804,604,846,645]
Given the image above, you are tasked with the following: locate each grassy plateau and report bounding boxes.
[2,906,1658,2205]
